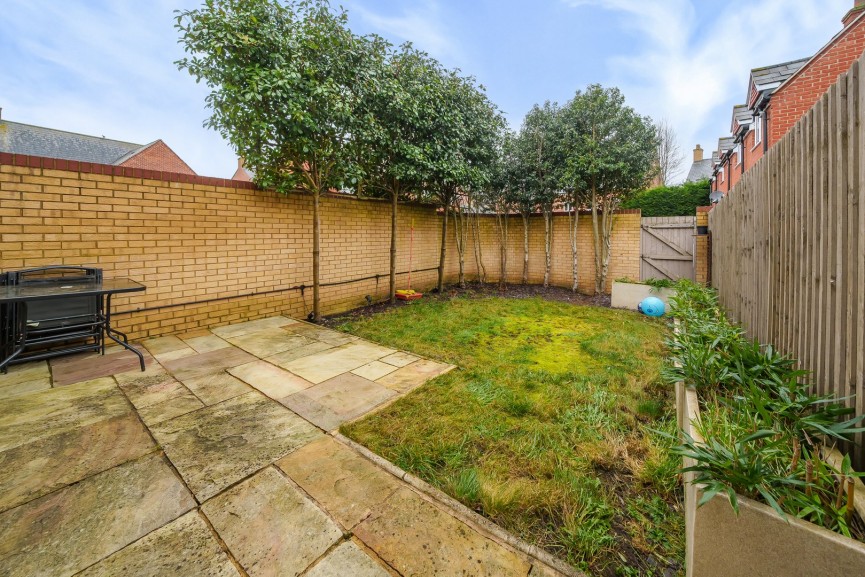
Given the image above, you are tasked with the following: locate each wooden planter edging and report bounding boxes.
[675,382,865,576]
[610,281,676,311]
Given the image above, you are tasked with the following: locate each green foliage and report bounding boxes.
[559,85,659,294]
[622,180,711,217]
[667,280,865,539]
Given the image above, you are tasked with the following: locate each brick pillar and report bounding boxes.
[694,207,711,285]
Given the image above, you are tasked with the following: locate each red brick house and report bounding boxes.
[0,117,196,175]
[709,1,865,197]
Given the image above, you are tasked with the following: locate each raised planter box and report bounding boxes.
[610,280,676,311]
[675,382,865,577]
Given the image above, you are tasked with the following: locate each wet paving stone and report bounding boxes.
[353,488,530,577]
[280,373,396,431]
[203,467,342,577]
[0,453,195,577]
[277,436,401,530]
[150,391,321,501]
[77,511,240,577]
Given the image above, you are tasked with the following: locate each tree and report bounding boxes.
[655,118,684,186]
[176,0,379,321]
[517,102,564,288]
[425,70,503,292]
[356,44,444,302]
[562,85,657,294]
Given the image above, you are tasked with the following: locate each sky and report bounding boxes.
[0,0,855,182]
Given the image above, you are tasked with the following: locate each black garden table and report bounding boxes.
[0,273,146,373]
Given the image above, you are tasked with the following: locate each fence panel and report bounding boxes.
[710,52,865,468]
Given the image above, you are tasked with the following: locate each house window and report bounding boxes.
[735,143,742,165]
[753,113,762,146]
[719,167,724,182]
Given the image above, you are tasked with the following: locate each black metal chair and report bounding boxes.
[2,266,105,367]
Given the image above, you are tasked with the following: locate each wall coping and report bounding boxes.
[0,152,258,190]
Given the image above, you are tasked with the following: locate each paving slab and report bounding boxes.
[137,391,205,427]
[0,362,51,400]
[284,323,359,345]
[161,346,257,382]
[0,377,125,452]
[182,333,233,354]
[114,366,189,409]
[0,411,154,512]
[181,371,251,406]
[265,341,336,368]
[281,342,397,384]
[376,359,454,394]
[77,511,240,577]
[150,391,321,501]
[281,373,396,431]
[379,351,420,368]
[277,436,402,529]
[141,335,190,357]
[51,348,154,387]
[226,328,313,358]
[203,467,342,577]
[352,360,398,381]
[152,347,198,362]
[228,360,315,399]
[304,540,392,577]
[0,453,195,577]
[353,488,531,577]
[211,316,297,339]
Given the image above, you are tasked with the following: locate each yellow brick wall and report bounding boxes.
[694,207,711,285]
[0,162,641,339]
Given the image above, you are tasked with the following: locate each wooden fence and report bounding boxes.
[709,52,865,468]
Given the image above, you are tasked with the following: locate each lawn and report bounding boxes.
[335,294,683,576]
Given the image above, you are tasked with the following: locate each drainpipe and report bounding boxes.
[763,107,769,154]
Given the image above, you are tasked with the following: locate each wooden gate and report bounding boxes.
[640,216,695,281]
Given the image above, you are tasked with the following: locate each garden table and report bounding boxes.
[0,277,146,372]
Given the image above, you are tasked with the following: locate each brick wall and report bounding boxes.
[0,154,641,339]
[768,15,865,146]
[119,140,197,175]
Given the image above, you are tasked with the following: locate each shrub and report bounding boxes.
[666,280,865,539]
[622,179,710,217]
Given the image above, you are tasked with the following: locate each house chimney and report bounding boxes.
[843,0,865,27]
[693,144,704,163]
[237,156,244,169]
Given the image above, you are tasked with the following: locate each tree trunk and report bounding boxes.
[437,206,448,292]
[312,188,321,321]
[569,206,579,292]
[454,207,466,288]
[543,205,552,289]
[389,187,398,304]
[471,212,486,283]
[591,185,603,295]
[496,212,508,289]
[599,198,615,293]
[521,212,529,284]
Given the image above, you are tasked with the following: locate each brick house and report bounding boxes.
[710,0,865,197]
[0,117,196,175]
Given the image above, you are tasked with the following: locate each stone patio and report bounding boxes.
[0,316,571,576]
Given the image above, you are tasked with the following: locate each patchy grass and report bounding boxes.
[337,296,683,576]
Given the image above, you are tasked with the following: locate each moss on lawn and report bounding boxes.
[337,296,683,576]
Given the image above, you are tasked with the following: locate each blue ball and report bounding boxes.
[638,296,666,317]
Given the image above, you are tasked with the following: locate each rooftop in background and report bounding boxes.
[748,58,809,106]
[0,118,196,175]
[686,159,713,183]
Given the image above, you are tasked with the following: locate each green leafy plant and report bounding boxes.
[667,280,865,540]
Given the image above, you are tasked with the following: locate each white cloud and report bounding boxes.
[562,0,851,182]
[347,0,466,67]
